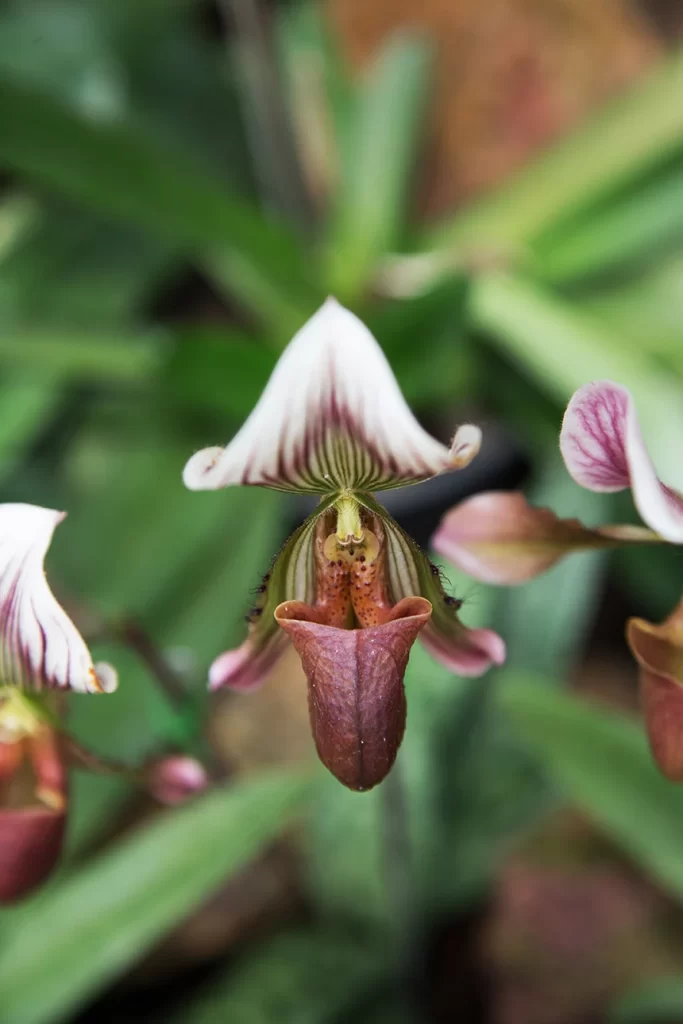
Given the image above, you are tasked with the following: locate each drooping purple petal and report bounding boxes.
[358,492,506,677]
[183,298,481,495]
[432,491,659,585]
[560,381,683,543]
[0,505,117,693]
[208,633,289,692]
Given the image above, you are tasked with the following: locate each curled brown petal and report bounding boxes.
[627,599,683,781]
[0,806,66,902]
[275,597,431,791]
[433,491,658,585]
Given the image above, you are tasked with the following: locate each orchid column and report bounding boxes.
[184,298,505,791]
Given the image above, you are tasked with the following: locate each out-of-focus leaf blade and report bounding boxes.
[166,327,275,419]
[0,74,318,334]
[180,927,387,1024]
[0,370,62,483]
[535,165,683,283]
[326,35,429,300]
[611,978,683,1023]
[426,48,683,253]
[500,680,683,897]
[0,772,312,1024]
[0,328,163,381]
[471,271,683,487]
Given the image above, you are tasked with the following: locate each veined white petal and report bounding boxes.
[183,298,479,494]
[561,381,683,543]
[0,504,117,693]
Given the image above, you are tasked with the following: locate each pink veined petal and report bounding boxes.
[560,381,683,543]
[183,298,481,495]
[0,504,117,693]
[420,621,506,677]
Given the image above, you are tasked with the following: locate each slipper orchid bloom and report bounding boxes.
[0,503,118,900]
[184,298,505,791]
[432,380,683,782]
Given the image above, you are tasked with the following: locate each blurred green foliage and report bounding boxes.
[0,1,681,1021]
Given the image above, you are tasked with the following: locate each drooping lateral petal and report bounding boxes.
[357,493,506,676]
[208,496,337,691]
[275,596,431,790]
[0,505,117,693]
[627,599,683,781]
[560,381,683,543]
[183,298,481,495]
[432,491,660,585]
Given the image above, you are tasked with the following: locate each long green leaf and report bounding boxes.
[0,73,318,334]
[0,772,312,1024]
[426,47,683,253]
[535,165,683,282]
[500,680,683,897]
[326,35,429,301]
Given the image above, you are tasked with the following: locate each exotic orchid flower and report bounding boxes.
[184,298,505,791]
[434,381,680,583]
[432,379,683,783]
[0,503,118,900]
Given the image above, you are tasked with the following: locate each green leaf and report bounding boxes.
[611,978,683,1023]
[325,35,430,301]
[180,927,387,1024]
[535,165,683,283]
[0,370,63,483]
[426,47,683,253]
[470,271,683,486]
[500,680,683,897]
[0,327,163,381]
[0,73,318,335]
[0,772,312,1024]
[165,327,275,419]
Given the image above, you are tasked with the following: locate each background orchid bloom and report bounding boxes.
[432,379,683,783]
[434,381,679,584]
[0,503,118,900]
[184,298,505,790]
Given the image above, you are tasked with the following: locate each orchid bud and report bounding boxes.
[145,756,209,805]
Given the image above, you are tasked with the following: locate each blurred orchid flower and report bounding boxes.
[0,699,66,902]
[432,379,683,783]
[184,298,505,791]
[434,381,679,583]
[0,503,118,900]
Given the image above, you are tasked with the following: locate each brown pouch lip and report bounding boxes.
[0,804,66,903]
[275,597,432,791]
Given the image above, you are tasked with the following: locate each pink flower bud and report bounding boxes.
[146,756,209,805]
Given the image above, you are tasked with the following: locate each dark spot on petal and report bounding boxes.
[359,555,366,563]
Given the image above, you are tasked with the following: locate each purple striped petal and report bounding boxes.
[0,504,117,693]
[183,298,481,495]
[560,381,683,543]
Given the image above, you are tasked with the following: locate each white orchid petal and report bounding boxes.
[0,504,117,693]
[561,381,683,543]
[183,298,474,494]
